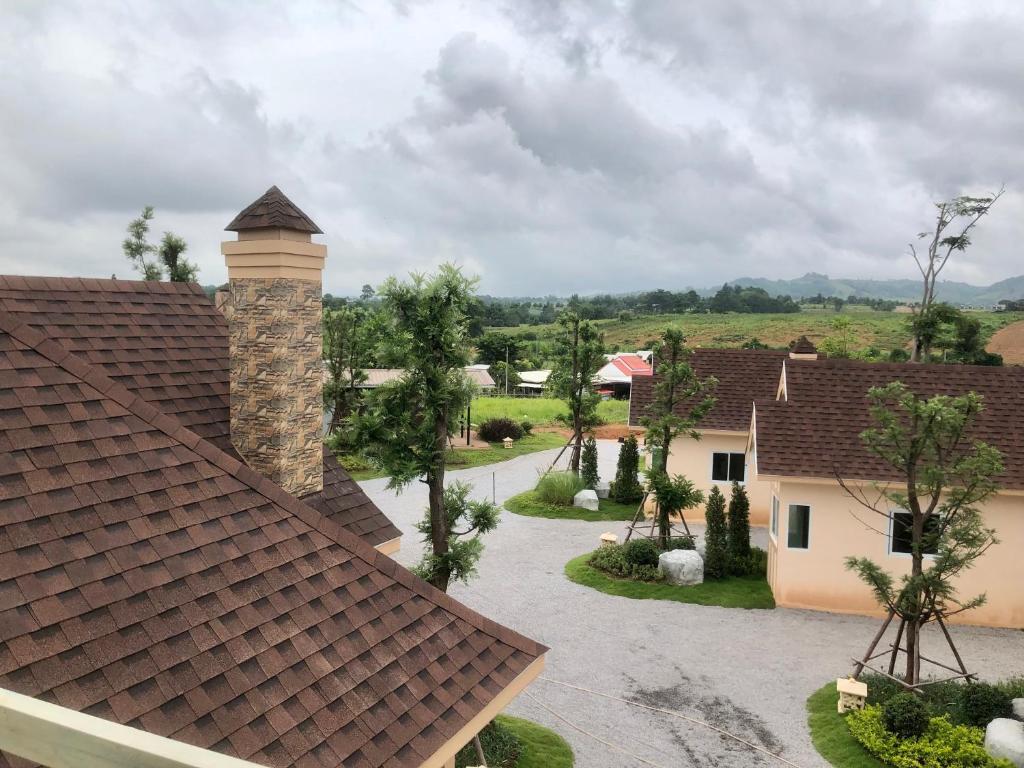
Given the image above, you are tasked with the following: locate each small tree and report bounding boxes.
[123,206,163,281]
[324,304,372,444]
[908,190,1003,362]
[640,328,716,474]
[611,435,644,504]
[842,383,1002,685]
[703,486,729,579]
[550,300,605,473]
[726,481,751,572]
[647,471,703,550]
[159,232,198,282]
[412,482,499,586]
[581,436,599,489]
[356,265,487,592]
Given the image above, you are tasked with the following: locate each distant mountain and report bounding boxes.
[722,273,1024,305]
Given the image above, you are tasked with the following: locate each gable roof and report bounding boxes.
[0,276,398,548]
[0,311,544,768]
[225,186,323,235]
[629,348,787,431]
[755,358,1024,488]
[596,355,653,385]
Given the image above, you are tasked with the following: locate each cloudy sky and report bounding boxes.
[1,1,1022,296]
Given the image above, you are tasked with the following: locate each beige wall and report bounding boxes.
[663,431,771,526]
[766,478,1024,628]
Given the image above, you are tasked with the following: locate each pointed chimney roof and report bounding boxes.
[225,185,323,234]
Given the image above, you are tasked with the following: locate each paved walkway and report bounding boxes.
[360,441,1024,768]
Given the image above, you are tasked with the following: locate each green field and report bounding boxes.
[494,307,1023,359]
[472,396,628,426]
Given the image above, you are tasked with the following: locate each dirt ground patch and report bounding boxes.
[535,423,637,441]
[987,319,1024,364]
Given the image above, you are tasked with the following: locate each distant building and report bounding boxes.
[515,369,551,396]
[594,352,653,398]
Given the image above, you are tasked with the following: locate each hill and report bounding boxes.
[727,273,1024,305]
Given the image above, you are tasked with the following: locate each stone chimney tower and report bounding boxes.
[222,186,325,497]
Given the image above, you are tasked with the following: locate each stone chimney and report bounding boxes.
[789,335,819,360]
[222,186,325,497]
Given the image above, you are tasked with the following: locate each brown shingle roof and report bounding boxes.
[0,311,543,768]
[225,186,323,234]
[0,275,399,547]
[629,348,787,431]
[755,358,1024,488]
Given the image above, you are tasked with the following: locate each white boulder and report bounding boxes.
[658,549,704,586]
[573,489,600,511]
[986,718,1024,767]
[1013,698,1024,721]
[594,481,610,499]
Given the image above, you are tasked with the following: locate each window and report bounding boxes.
[890,512,940,555]
[711,452,745,482]
[770,496,779,539]
[787,504,810,549]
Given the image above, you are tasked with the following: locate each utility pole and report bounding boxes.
[505,344,509,396]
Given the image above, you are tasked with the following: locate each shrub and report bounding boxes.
[623,538,660,568]
[957,683,1012,728]
[455,717,523,768]
[726,481,751,574]
[581,436,600,488]
[589,544,629,577]
[847,706,1012,768]
[535,471,585,506]
[630,563,661,582]
[337,453,374,473]
[863,674,908,707]
[610,435,644,504]
[882,693,929,739]
[664,536,695,551]
[703,485,729,579]
[737,547,768,577]
[588,544,661,581]
[478,417,524,442]
[520,418,533,435]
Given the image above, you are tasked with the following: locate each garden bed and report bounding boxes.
[505,490,638,522]
[564,551,775,609]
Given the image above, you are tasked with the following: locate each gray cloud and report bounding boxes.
[0,0,1021,295]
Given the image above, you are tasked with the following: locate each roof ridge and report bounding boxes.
[0,309,545,659]
[0,274,207,295]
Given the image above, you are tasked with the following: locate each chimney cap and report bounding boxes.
[225,185,323,234]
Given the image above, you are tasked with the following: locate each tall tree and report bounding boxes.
[355,265,490,592]
[841,383,1002,685]
[475,331,523,366]
[123,206,163,281]
[640,328,716,474]
[550,300,605,473]
[581,436,599,489]
[726,482,751,572]
[611,434,644,504]
[909,190,1003,361]
[159,232,198,282]
[703,486,729,579]
[323,305,372,444]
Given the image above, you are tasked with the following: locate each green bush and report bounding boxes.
[726,481,751,574]
[520,418,534,435]
[996,677,1024,700]
[478,417,525,442]
[337,452,374,473]
[630,563,661,582]
[882,694,929,739]
[664,536,695,551]
[863,674,909,707]
[611,435,644,503]
[588,544,662,582]
[581,436,600,488]
[535,471,585,506]
[957,683,1012,727]
[847,706,1012,768]
[455,717,523,768]
[589,544,628,576]
[738,547,768,577]
[623,538,660,568]
[703,486,729,579]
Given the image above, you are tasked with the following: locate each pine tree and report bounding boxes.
[703,485,729,579]
[581,436,599,489]
[611,434,644,504]
[726,481,751,573]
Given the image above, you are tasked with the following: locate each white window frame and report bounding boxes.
[887,510,939,559]
[709,451,746,485]
[769,496,779,541]
[786,502,811,551]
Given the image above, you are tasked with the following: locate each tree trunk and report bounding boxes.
[904,514,925,684]
[427,412,451,592]
[569,418,582,473]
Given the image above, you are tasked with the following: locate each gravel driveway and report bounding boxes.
[360,441,1024,768]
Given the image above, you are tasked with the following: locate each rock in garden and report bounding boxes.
[573,489,599,511]
[594,481,610,499]
[985,718,1024,767]
[1013,698,1024,721]
[658,549,704,586]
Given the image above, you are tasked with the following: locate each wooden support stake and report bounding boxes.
[935,614,971,678]
[853,609,895,678]
[887,618,906,676]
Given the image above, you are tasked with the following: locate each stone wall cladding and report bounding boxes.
[229,277,323,497]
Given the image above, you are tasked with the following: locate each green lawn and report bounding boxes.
[472,396,628,426]
[565,552,775,609]
[500,715,574,768]
[806,683,885,768]
[344,432,567,481]
[505,490,638,522]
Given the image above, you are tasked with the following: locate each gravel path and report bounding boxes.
[360,441,1024,768]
